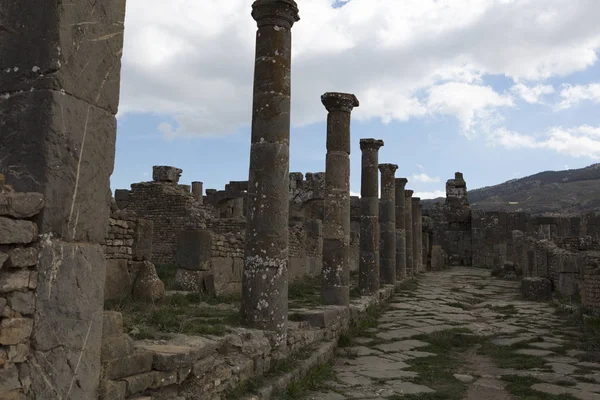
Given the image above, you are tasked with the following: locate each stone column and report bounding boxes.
[358,139,384,294]
[404,190,414,277]
[321,92,359,305]
[417,201,425,272]
[192,181,204,204]
[412,197,422,274]
[241,0,300,346]
[378,164,398,285]
[0,0,126,398]
[395,178,408,280]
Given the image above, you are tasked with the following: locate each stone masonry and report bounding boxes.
[321,92,359,306]
[358,139,385,295]
[0,1,126,397]
[395,178,408,280]
[405,190,414,277]
[241,0,300,346]
[379,164,398,284]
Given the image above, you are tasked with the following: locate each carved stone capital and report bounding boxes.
[404,190,414,198]
[321,92,359,113]
[359,138,384,151]
[395,178,408,188]
[252,0,300,28]
[378,163,398,175]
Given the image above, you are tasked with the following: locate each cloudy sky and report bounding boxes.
[113,0,600,199]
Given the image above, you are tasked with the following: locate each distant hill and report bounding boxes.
[421,163,600,215]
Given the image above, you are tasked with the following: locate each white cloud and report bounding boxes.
[119,0,600,138]
[426,82,514,136]
[414,190,446,200]
[556,83,600,110]
[411,173,441,184]
[511,83,554,104]
[490,124,600,158]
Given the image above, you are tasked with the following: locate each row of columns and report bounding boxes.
[240,0,424,347]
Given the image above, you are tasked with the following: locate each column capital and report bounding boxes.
[412,197,421,204]
[378,163,398,175]
[395,178,408,188]
[359,138,384,151]
[252,0,300,28]
[404,189,414,198]
[321,92,359,113]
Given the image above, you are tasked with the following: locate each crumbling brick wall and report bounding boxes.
[0,190,44,398]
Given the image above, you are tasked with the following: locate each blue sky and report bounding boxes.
[113,0,600,199]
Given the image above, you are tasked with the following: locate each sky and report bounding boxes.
[112,0,600,200]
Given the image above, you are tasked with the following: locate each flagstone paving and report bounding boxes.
[299,267,600,400]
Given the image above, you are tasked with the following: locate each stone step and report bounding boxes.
[136,338,217,371]
[101,334,135,361]
[102,350,153,380]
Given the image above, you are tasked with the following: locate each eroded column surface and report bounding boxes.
[358,139,384,295]
[0,0,127,398]
[321,92,359,305]
[405,190,414,277]
[192,181,204,204]
[395,178,408,280]
[241,0,300,345]
[379,164,398,285]
[412,197,422,274]
[417,201,424,273]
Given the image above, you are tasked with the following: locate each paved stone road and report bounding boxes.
[301,267,600,400]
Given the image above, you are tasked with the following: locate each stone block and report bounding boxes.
[0,217,37,244]
[291,307,348,329]
[133,219,153,261]
[105,259,133,301]
[7,343,29,363]
[0,318,33,345]
[0,91,116,244]
[0,364,21,393]
[152,166,182,183]
[132,261,165,301]
[101,334,135,362]
[136,343,214,371]
[0,192,45,219]
[99,379,126,400]
[521,277,552,301]
[102,350,154,380]
[0,270,32,293]
[30,242,105,399]
[0,252,8,268]
[176,229,212,271]
[8,291,35,315]
[122,371,155,396]
[103,311,125,338]
[6,247,38,268]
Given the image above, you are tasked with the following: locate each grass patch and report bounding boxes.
[277,362,336,399]
[478,341,550,370]
[288,276,325,308]
[154,263,177,290]
[402,329,481,400]
[338,304,384,347]
[501,375,577,399]
[105,293,242,339]
[397,279,419,294]
[224,377,264,400]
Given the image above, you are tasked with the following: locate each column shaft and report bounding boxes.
[412,197,422,274]
[404,190,414,277]
[379,164,398,285]
[395,178,408,280]
[321,93,359,305]
[241,0,300,346]
[358,139,384,295]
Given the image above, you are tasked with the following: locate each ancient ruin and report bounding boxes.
[1,0,600,399]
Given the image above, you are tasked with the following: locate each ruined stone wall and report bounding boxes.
[126,181,206,264]
[471,211,529,268]
[0,191,44,399]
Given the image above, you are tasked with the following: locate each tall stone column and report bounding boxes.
[378,164,398,285]
[0,0,127,398]
[395,178,408,280]
[321,92,359,305]
[241,0,300,347]
[404,190,414,277]
[192,181,204,204]
[412,197,422,274]
[417,201,424,273]
[358,139,384,294]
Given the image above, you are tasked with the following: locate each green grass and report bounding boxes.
[277,362,335,399]
[224,377,264,400]
[288,275,325,308]
[477,341,550,370]
[154,263,177,290]
[105,293,242,338]
[338,304,383,347]
[501,375,577,400]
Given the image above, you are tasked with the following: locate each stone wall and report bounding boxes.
[124,167,207,264]
[0,190,44,399]
[103,204,163,302]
